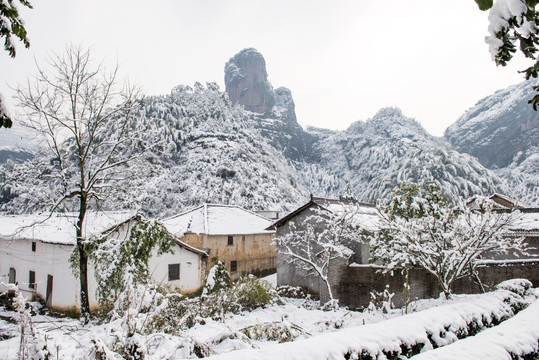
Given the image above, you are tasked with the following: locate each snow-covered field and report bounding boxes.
[0,279,537,359]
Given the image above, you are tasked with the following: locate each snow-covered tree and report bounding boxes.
[15,45,146,323]
[0,0,31,58]
[88,217,177,314]
[370,182,529,298]
[274,202,369,304]
[478,0,539,108]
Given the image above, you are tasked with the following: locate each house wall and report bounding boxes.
[276,206,370,294]
[0,219,207,310]
[182,232,275,280]
[0,239,98,311]
[148,247,206,294]
[322,256,539,309]
[103,220,207,294]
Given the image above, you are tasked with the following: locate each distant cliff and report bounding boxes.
[225,48,275,114]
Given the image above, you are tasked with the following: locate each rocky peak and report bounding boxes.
[225,48,275,114]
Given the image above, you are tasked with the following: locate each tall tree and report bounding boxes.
[370,182,529,298]
[15,45,145,323]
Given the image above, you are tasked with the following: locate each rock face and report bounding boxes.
[225,48,275,114]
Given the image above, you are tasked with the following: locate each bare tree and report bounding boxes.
[15,45,145,323]
[274,202,370,305]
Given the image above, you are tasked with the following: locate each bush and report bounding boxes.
[234,275,273,311]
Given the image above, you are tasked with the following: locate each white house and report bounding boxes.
[0,212,208,311]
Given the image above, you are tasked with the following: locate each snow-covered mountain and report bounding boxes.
[0,49,519,216]
[445,79,539,204]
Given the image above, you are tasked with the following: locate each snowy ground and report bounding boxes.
[0,280,537,359]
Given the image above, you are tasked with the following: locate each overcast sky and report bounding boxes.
[0,0,533,137]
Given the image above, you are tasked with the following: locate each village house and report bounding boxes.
[162,204,276,280]
[272,194,539,309]
[468,193,539,259]
[270,196,378,294]
[0,212,208,311]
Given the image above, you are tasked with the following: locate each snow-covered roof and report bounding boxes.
[0,211,136,245]
[271,196,379,232]
[508,210,539,235]
[162,204,274,236]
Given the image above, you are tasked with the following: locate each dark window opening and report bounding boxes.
[227,236,234,246]
[230,260,238,272]
[29,271,36,289]
[168,263,180,281]
[31,242,36,252]
[8,267,16,284]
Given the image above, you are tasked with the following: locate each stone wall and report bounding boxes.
[321,257,539,309]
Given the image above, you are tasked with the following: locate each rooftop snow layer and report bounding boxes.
[0,211,136,245]
[163,203,274,236]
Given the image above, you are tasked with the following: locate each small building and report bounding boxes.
[468,194,539,259]
[270,196,378,294]
[162,204,276,280]
[0,212,208,311]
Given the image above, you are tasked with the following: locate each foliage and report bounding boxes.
[201,259,232,297]
[274,202,367,302]
[240,321,308,343]
[479,0,539,109]
[149,271,274,335]
[233,275,273,311]
[88,217,176,314]
[370,182,529,298]
[367,285,395,314]
[0,93,12,128]
[0,0,31,58]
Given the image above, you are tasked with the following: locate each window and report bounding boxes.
[29,271,36,289]
[31,242,36,252]
[8,267,16,284]
[230,260,238,272]
[227,236,234,246]
[168,263,180,281]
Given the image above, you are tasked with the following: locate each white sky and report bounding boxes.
[0,0,533,136]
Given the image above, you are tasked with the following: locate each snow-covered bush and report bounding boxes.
[149,271,275,335]
[202,260,233,297]
[367,285,394,314]
[105,272,165,360]
[233,275,273,311]
[0,283,51,360]
[241,321,308,343]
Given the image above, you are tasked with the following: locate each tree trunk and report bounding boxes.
[77,195,90,324]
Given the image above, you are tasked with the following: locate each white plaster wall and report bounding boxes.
[0,239,98,309]
[148,246,202,293]
[0,218,204,308]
